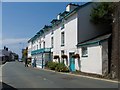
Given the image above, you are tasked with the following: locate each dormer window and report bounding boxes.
[51,30,54,35]
[61,23,65,30]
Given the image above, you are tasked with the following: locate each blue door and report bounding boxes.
[69,53,75,71]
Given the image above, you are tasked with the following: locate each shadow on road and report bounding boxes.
[1,82,17,90]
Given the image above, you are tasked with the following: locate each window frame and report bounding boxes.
[81,47,88,57]
[51,37,54,48]
[61,32,65,46]
[39,43,41,49]
[51,29,54,35]
[61,50,64,63]
[61,23,65,30]
[43,41,45,48]
[37,45,38,50]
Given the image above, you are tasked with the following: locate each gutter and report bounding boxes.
[77,38,109,47]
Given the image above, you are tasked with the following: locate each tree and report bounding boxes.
[90,2,116,24]
[22,47,28,61]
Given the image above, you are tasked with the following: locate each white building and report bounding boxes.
[77,34,111,75]
[28,3,79,69]
[28,2,111,76]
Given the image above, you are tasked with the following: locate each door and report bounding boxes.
[69,53,75,71]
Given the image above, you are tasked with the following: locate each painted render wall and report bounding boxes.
[52,13,78,65]
[44,31,52,48]
[52,26,61,58]
[28,42,32,58]
[64,13,78,66]
[28,12,78,66]
[77,3,111,44]
[79,45,103,75]
[27,3,110,74]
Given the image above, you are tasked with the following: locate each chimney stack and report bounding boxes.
[4,46,6,50]
[66,3,79,12]
[4,46,8,51]
[6,48,8,51]
[57,13,61,20]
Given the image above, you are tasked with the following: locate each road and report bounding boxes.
[2,61,118,89]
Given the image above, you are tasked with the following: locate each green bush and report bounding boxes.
[46,61,58,70]
[46,61,69,72]
[55,63,69,72]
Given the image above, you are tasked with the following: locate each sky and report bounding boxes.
[2,2,86,58]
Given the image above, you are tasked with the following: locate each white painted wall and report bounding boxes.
[45,31,51,48]
[28,7,78,66]
[28,3,106,75]
[75,58,80,71]
[79,45,102,75]
[32,38,39,51]
[64,13,78,66]
[28,42,32,58]
[40,36,45,49]
[52,26,61,62]
[52,13,78,64]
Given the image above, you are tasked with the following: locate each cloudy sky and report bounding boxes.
[2,2,85,58]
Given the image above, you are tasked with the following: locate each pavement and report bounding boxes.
[1,61,119,89]
[42,68,119,83]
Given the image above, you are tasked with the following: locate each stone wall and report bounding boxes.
[101,40,109,76]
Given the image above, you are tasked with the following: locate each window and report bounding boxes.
[61,19,65,30]
[34,46,35,50]
[37,45,38,50]
[61,50,64,55]
[61,23,64,30]
[61,32,65,46]
[43,42,45,48]
[43,34,45,38]
[51,37,53,48]
[39,43,41,49]
[82,47,88,57]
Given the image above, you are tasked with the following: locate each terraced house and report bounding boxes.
[28,2,111,76]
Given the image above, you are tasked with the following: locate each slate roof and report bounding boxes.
[77,34,111,47]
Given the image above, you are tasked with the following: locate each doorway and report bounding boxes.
[69,52,75,71]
